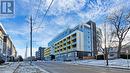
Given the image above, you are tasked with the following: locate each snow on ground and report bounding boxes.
[66,59,130,69]
[14,62,48,73]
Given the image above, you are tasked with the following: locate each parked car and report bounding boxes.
[0,54,5,64]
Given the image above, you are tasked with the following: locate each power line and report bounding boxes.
[32,0,54,35]
[35,0,54,32]
[33,0,42,25]
[32,0,54,46]
[30,0,54,57]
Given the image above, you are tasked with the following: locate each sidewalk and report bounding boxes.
[0,62,20,73]
[14,62,49,73]
[0,62,49,73]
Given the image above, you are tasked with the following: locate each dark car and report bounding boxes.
[0,54,5,64]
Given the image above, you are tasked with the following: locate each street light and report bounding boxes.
[104,23,108,66]
[126,50,129,68]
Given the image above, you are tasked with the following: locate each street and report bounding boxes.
[34,61,130,73]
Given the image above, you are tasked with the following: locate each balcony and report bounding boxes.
[67,46,71,49]
[63,41,66,43]
[67,36,70,40]
[72,33,76,37]
[63,43,66,46]
[66,44,71,48]
[67,41,71,44]
[72,44,76,48]
[63,47,66,51]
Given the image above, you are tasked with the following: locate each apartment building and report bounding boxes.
[35,51,39,59]
[0,23,6,54]
[48,21,97,61]
[0,23,17,61]
[44,47,51,61]
[0,28,4,54]
[35,47,45,60]
[12,44,17,57]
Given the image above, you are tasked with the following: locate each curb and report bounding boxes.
[13,62,21,73]
[65,62,130,70]
[82,64,130,70]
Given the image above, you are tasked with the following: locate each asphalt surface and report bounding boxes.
[34,61,130,73]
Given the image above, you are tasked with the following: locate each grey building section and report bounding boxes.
[87,21,97,56]
[35,51,39,59]
[35,47,45,60]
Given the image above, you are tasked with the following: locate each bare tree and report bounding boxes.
[107,9,130,58]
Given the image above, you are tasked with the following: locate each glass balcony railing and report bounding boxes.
[63,41,66,43]
[72,42,76,45]
[71,36,76,40]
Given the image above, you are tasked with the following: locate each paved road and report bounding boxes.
[34,61,130,73]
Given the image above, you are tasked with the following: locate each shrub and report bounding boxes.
[120,54,130,59]
[96,55,104,60]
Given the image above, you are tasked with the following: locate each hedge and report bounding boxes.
[120,54,130,59]
[96,55,104,60]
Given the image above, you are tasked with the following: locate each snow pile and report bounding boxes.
[66,59,130,69]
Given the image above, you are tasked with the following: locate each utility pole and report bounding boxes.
[104,23,108,66]
[30,16,33,65]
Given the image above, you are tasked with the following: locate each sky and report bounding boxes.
[0,0,130,58]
